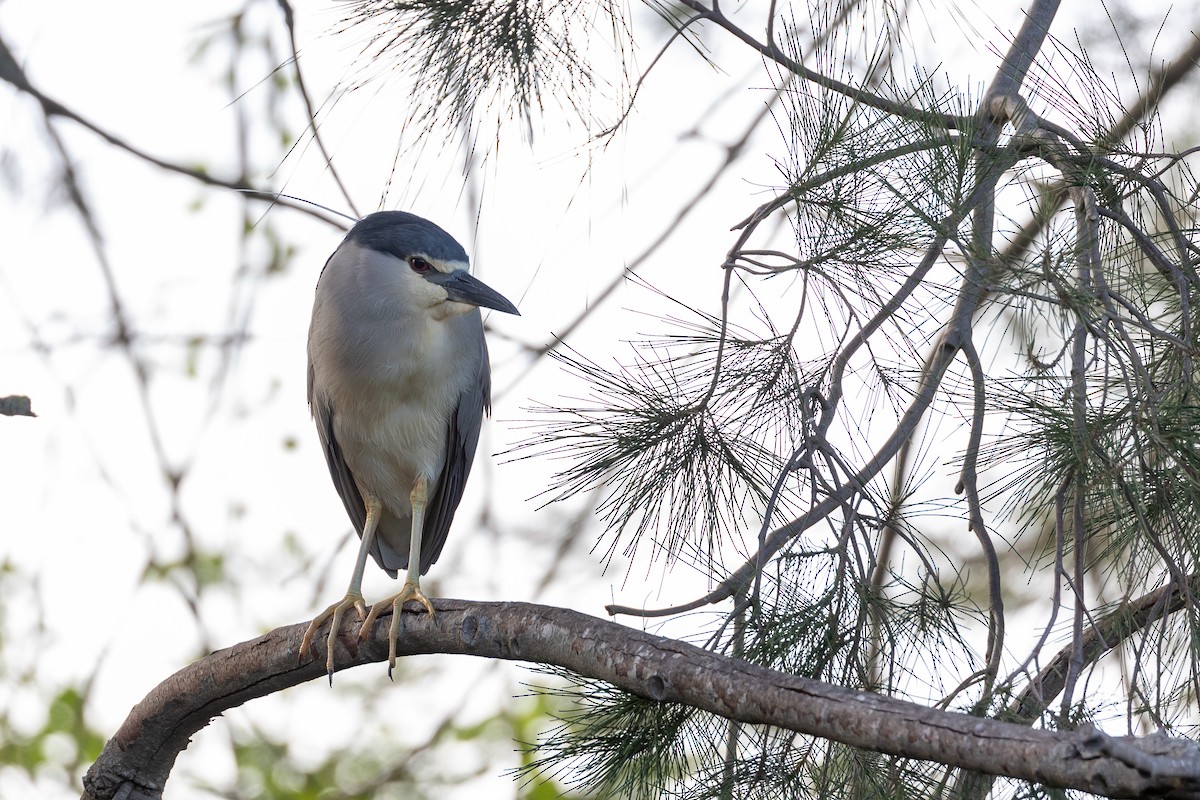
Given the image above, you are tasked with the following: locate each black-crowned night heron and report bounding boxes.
[299,211,519,680]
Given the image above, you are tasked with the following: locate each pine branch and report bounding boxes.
[1011,571,1200,724]
[676,0,970,132]
[83,599,1200,800]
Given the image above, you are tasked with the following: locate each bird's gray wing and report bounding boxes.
[419,335,490,574]
[308,360,369,543]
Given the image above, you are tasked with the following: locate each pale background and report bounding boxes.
[0,1,1191,797]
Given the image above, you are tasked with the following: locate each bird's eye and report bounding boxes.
[409,257,432,274]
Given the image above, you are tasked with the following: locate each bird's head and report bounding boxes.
[338,211,520,322]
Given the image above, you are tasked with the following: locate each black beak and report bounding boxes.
[428,269,520,315]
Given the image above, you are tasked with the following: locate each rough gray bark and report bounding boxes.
[82,600,1200,800]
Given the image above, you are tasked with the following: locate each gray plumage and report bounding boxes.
[300,210,518,679]
[307,211,517,576]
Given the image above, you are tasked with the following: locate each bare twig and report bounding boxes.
[275,0,360,217]
[0,33,348,229]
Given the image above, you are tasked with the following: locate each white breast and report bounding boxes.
[308,242,482,516]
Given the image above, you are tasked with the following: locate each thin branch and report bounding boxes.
[597,10,711,138]
[675,0,970,132]
[958,337,1004,695]
[0,33,348,229]
[999,31,1200,267]
[275,0,360,217]
[610,140,1026,619]
[496,72,784,401]
[1010,570,1200,724]
[982,0,1060,105]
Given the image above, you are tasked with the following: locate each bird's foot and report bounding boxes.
[300,592,367,684]
[359,580,435,678]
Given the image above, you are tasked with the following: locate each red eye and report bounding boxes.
[409,256,432,274]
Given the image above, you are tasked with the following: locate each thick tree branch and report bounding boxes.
[83,600,1200,800]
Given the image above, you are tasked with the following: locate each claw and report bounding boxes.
[300,592,367,683]
[358,580,435,678]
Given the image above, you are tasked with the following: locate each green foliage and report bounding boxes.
[524,669,702,798]
[0,685,106,785]
[192,689,585,800]
[524,668,959,800]
[229,739,346,800]
[526,326,804,568]
[517,1,1200,797]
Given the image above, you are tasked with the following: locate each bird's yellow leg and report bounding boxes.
[360,475,434,677]
[301,494,383,683]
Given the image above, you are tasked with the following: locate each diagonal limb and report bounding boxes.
[361,474,435,678]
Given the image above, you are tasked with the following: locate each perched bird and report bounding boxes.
[299,211,519,679]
